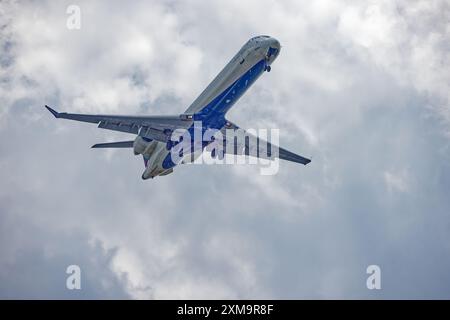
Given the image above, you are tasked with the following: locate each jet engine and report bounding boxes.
[133,136,157,157]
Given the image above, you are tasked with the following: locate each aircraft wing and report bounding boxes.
[45,105,192,143]
[220,121,311,165]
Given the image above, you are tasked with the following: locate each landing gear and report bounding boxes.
[265,65,271,72]
[166,140,173,150]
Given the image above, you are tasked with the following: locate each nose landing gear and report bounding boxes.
[265,65,271,72]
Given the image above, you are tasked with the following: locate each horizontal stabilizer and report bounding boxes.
[91,141,134,148]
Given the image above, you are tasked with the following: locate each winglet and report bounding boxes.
[45,105,60,118]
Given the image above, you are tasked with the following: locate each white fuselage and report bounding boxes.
[138,36,281,179]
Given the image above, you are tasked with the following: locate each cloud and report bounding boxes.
[384,169,411,193]
[0,209,130,299]
[0,0,450,299]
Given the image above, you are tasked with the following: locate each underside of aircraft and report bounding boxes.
[45,35,311,179]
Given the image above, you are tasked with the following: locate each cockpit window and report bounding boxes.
[267,47,279,58]
[249,35,270,42]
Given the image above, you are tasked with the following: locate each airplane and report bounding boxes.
[45,35,311,179]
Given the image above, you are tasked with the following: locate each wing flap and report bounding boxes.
[98,120,139,135]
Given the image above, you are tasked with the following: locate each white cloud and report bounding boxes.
[1,0,450,299]
[384,169,411,193]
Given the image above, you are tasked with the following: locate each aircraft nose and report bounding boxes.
[265,38,281,62]
[269,38,280,50]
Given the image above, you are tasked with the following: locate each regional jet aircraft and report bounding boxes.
[45,36,311,179]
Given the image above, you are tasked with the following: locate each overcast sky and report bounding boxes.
[1,0,450,299]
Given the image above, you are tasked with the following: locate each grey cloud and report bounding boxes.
[1,0,450,299]
[0,209,130,299]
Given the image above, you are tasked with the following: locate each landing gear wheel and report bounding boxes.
[265,65,271,72]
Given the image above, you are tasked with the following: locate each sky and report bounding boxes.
[1,0,450,299]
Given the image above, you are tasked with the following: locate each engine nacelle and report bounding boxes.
[133,136,157,157]
[133,136,149,155]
